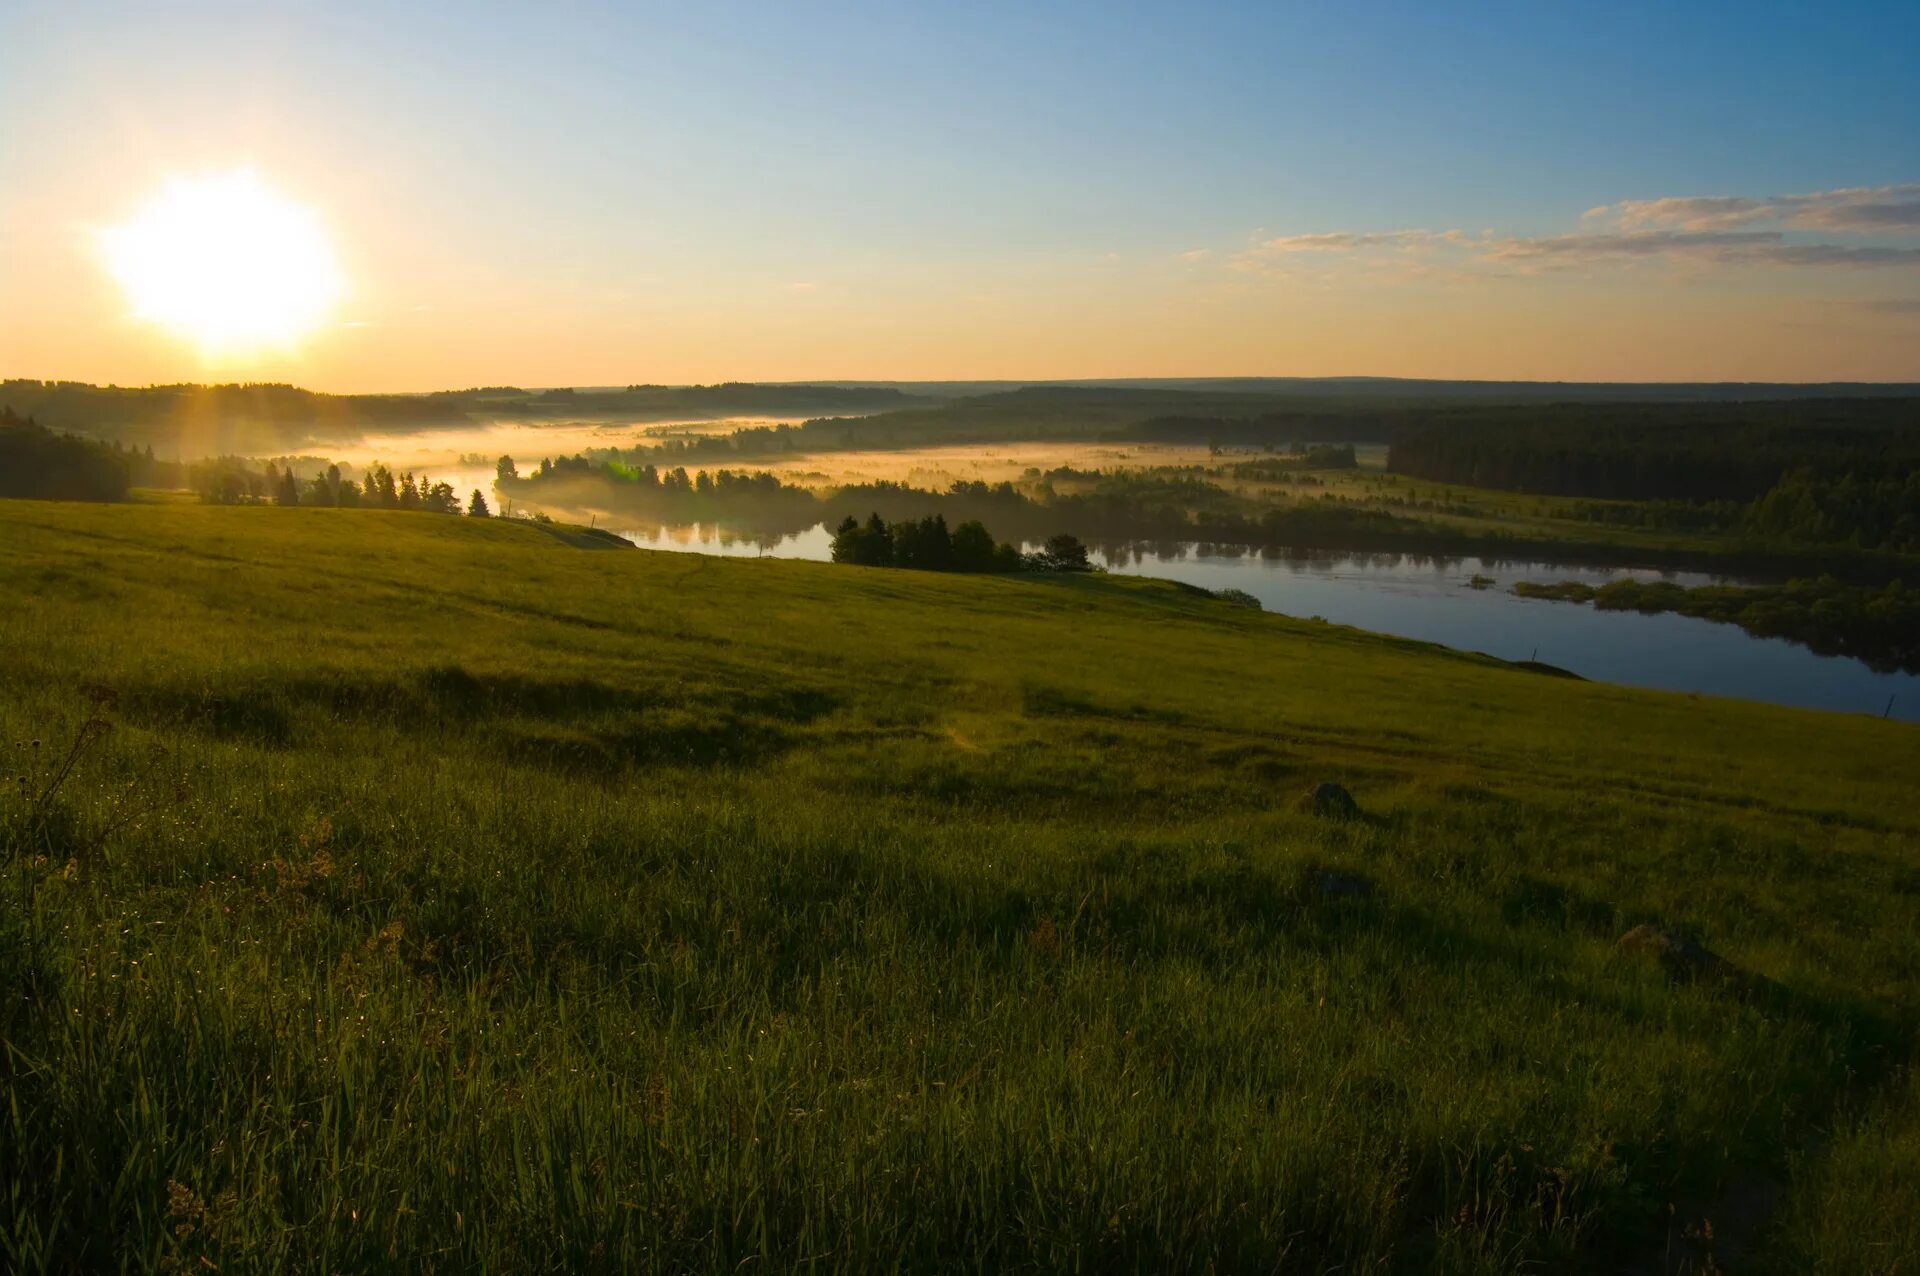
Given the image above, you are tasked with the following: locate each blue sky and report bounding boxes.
[4,0,1917,386]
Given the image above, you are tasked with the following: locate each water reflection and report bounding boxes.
[1097,543,1914,722]
[618,521,836,560]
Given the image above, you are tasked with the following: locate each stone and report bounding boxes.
[1305,781,1360,818]
[1617,924,1733,981]
[1311,869,1374,899]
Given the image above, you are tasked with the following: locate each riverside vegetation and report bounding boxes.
[3,500,1918,1272]
[1510,577,1920,674]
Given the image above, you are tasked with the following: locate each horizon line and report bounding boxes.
[8,372,1920,397]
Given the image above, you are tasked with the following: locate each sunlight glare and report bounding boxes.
[99,171,344,355]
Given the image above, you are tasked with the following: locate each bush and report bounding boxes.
[1032,534,1095,573]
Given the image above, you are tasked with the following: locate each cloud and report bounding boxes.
[1793,196,1920,232]
[1179,248,1211,261]
[1482,229,1778,260]
[1250,229,1452,254]
[1854,298,1920,317]
[1231,229,1477,279]
[1593,184,1920,234]
[1481,229,1920,269]
[1758,244,1920,267]
[1223,186,1920,283]
[1596,196,1772,231]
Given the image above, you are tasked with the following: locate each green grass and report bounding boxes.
[3,501,1918,1273]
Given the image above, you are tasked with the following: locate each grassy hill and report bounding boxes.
[3,502,1917,1273]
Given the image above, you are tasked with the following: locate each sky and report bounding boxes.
[3,0,1918,390]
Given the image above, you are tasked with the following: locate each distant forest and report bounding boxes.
[578,388,1620,466]
[0,380,931,452]
[1385,399,1920,554]
[575,388,1391,467]
[0,409,494,515]
[12,376,1917,461]
[555,389,1920,488]
[0,410,132,501]
[1385,399,1920,499]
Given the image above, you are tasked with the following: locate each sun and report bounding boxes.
[99,171,344,356]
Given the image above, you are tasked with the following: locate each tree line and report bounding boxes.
[828,513,1093,573]
[1383,398,1920,495]
[555,388,1377,471]
[0,379,928,454]
[0,412,498,519]
[1386,404,1920,554]
[0,411,131,501]
[1742,468,1920,556]
[205,461,492,517]
[1513,575,1920,674]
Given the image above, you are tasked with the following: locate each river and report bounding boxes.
[612,521,1919,722]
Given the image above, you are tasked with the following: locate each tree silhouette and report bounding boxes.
[830,511,1022,572]
[1038,534,1093,572]
[862,513,894,565]
[364,464,398,507]
[950,519,998,571]
[422,479,458,513]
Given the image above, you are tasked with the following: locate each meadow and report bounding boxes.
[4,500,1918,1273]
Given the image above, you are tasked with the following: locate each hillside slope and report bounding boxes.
[3,502,1917,1273]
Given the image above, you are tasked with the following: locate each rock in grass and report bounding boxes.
[1616,924,1733,981]
[1305,782,1359,818]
